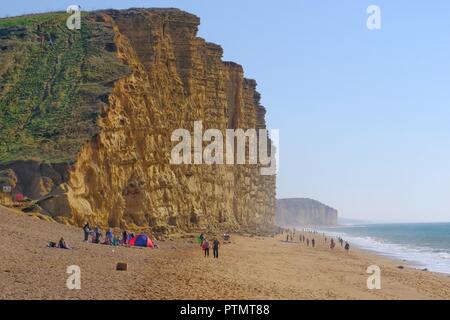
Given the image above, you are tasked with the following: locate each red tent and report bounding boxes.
[129,234,154,248]
[15,193,24,202]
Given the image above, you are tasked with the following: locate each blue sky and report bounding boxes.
[3,1,450,222]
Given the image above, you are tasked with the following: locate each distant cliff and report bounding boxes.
[276,198,338,226]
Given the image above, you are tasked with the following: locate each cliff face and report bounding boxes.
[0,9,276,234]
[276,198,338,227]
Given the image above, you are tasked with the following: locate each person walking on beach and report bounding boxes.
[345,242,350,252]
[330,238,335,250]
[311,239,315,248]
[213,238,220,259]
[83,223,90,242]
[306,239,310,247]
[286,234,289,242]
[202,239,210,257]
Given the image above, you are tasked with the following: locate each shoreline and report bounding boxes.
[288,228,446,276]
[1,206,449,300]
[308,225,450,276]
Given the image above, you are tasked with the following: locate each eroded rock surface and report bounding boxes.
[0,9,276,234]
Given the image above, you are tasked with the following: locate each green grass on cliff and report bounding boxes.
[0,12,130,164]
[0,13,66,28]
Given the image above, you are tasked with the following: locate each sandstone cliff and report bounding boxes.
[0,9,276,235]
[276,198,338,227]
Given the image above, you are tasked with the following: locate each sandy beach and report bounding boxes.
[0,205,449,300]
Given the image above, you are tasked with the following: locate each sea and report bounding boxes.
[318,223,450,274]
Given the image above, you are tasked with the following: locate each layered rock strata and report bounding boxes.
[0,9,276,234]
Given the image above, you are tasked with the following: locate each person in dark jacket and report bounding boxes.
[213,238,220,259]
[345,242,350,252]
[83,223,90,242]
[122,230,128,245]
[58,237,71,249]
[94,227,102,244]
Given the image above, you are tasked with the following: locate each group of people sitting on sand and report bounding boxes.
[47,223,156,251]
[83,223,138,246]
[283,228,350,252]
[199,233,221,258]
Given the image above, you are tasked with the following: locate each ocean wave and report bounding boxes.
[437,252,450,259]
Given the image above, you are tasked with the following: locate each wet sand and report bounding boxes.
[0,205,449,300]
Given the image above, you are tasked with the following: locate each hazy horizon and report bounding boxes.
[338,216,450,224]
[3,0,450,223]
